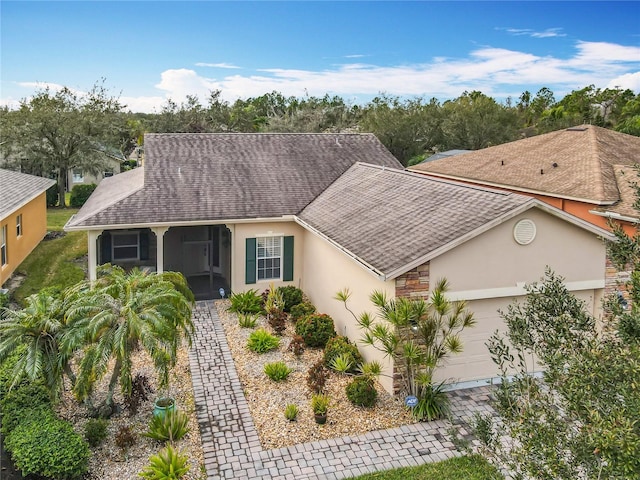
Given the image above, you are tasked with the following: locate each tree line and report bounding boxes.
[1,82,639,206]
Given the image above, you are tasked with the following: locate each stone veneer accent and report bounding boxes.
[395,262,430,299]
[393,262,431,395]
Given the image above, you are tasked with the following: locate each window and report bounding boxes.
[1,225,7,266]
[103,170,114,178]
[257,236,281,280]
[16,214,22,237]
[72,168,84,183]
[246,236,294,284]
[112,231,139,261]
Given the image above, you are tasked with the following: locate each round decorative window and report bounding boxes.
[513,219,536,245]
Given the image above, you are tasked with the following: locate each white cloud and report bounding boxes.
[195,62,241,69]
[344,54,366,59]
[608,72,640,91]
[503,27,566,38]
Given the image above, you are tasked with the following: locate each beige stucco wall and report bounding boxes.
[300,229,397,393]
[428,207,606,385]
[231,221,306,294]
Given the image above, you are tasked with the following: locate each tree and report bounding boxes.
[0,82,127,207]
[337,278,475,420]
[70,265,195,416]
[471,269,640,479]
[0,289,79,399]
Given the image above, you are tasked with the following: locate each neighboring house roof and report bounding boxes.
[419,149,471,163]
[0,168,56,219]
[66,133,402,229]
[298,163,611,280]
[409,125,640,205]
[591,165,640,223]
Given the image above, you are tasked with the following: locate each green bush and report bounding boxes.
[264,361,294,381]
[346,376,378,407]
[289,302,316,323]
[139,445,190,479]
[5,416,90,479]
[84,418,109,447]
[284,404,298,421]
[46,183,59,207]
[144,409,190,443]
[247,328,280,353]
[324,335,363,374]
[277,286,304,312]
[238,312,259,328]
[295,313,336,348]
[69,183,97,208]
[413,381,450,421]
[0,382,52,435]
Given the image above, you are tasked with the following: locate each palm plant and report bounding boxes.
[70,265,195,414]
[0,289,80,399]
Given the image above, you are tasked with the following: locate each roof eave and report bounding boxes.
[589,209,640,225]
[0,179,56,220]
[409,170,617,206]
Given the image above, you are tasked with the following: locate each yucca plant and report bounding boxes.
[144,409,190,443]
[264,361,293,381]
[329,353,353,374]
[228,289,262,314]
[247,328,280,354]
[139,445,189,479]
[284,404,298,421]
[238,313,259,328]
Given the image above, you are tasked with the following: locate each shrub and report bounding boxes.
[144,409,190,443]
[264,361,293,382]
[413,380,450,421]
[125,373,154,415]
[306,360,329,394]
[115,425,137,451]
[84,418,109,447]
[284,404,298,421]
[324,335,363,374]
[0,382,52,436]
[5,416,90,479]
[295,313,336,348]
[265,286,287,335]
[277,286,304,312]
[228,289,262,314]
[289,302,316,323]
[346,376,378,407]
[329,353,353,374]
[69,183,97,208]
[247,328,280,353]
[238,312,259,328]
[288,335,305,356]
[139,445,190,479]
[268,310,287,335]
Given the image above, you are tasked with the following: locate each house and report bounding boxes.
[65,133,614,394]
[0,169,56,287]
[409,125,640,235]
[67,155,122,192]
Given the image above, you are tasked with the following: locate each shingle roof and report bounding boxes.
[66,133,402,228]
[298,163,533,278]
[593,165,640,220]
[0,169,56,219]
[409,125,640,205]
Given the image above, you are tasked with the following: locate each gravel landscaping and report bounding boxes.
[55,347,205,480]
[215,300,416,450]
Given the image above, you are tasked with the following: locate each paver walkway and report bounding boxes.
[189,301,494,480]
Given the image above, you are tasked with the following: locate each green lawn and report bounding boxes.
[348,455,503,480]
[13,208,87,305]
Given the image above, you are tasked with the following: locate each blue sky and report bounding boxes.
[1,1,639,112]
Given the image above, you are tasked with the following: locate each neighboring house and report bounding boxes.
[65,133,614,394]
[409,125,640,235]
[67,155,122,192]
[0,169,56,287]
[418,149,471,163]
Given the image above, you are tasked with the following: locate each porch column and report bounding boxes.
[152,227,169,274]
[87,230,102,282]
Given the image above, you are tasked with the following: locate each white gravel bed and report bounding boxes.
[56,347,205,480]
[216,300,415,450]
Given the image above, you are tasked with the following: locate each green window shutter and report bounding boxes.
[283,236,294,282]
[246,237,257,284]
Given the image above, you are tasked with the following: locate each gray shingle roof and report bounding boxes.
[410,125,640,204]
[298,163,533,277]
[0,169,56,219]
[66,133,402,228]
